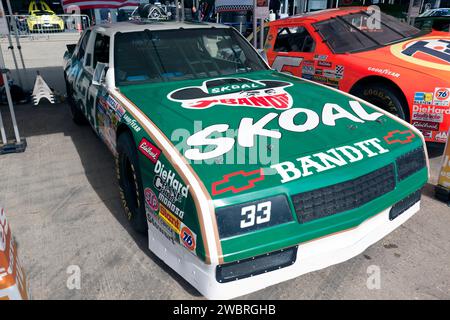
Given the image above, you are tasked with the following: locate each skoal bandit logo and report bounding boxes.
[271,138,390,183]
[167,78,293,110]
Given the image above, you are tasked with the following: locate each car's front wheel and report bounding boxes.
[352,83,408,121]
[116,131,148,234]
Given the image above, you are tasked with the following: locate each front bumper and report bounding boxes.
[147,199,420,300]
[28,20,64,31]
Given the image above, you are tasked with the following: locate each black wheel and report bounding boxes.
[116,131,147,234]
[66,79,86,125]
[351,83,409,121]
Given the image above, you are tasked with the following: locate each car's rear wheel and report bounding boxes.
[116,131,148,234]
[351,83,408,121]
[66,79,87,125]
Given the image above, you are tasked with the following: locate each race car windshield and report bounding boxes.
[114,28,268,85]
[314,11,422,53]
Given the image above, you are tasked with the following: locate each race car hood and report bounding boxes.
[119,70,423,200]
[349,32,450,80]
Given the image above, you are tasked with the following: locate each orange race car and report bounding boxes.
[265,7,450,143]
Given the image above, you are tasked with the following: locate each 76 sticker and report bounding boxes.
[180,223,196,254]
[433,88,450,106]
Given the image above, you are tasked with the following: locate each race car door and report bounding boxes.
[68,29,91,110]
[83,31,111,132]
[85,32,118,154]
[267,24,316,79]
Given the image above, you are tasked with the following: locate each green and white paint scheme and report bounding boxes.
[63,21,429,299]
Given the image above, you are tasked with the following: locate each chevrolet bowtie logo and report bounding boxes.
[384,130,415,144]
[212,169,265,196]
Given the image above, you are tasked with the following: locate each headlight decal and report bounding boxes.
[215,195,293,239]
[396,147,426,181]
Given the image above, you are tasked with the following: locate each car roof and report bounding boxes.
[269,6,367,25]
[419,8,450,16]
[92,20,229,37]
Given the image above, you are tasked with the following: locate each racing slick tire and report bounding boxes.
[66,79,87,125]
[116,131,148,234]
[352,83,409,121]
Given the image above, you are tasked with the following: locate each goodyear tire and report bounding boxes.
[352,83,408,121]
[117,131,148,234]
[66,79,86,125]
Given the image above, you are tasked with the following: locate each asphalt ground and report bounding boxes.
[0,100,449,300]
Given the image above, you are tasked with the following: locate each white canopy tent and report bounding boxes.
[0,0,26,154]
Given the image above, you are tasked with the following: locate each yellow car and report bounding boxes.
[27,1,64,32]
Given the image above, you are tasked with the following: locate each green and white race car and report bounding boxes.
[63,20,429,299]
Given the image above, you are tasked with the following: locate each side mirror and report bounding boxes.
[66,44,76,55]
[92,62,108,86]
[257,49,268,63]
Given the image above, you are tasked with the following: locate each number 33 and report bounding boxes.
[240,201,272,229]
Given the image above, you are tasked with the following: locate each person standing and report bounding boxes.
[270,0,281,13]
[184,0,197,21]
